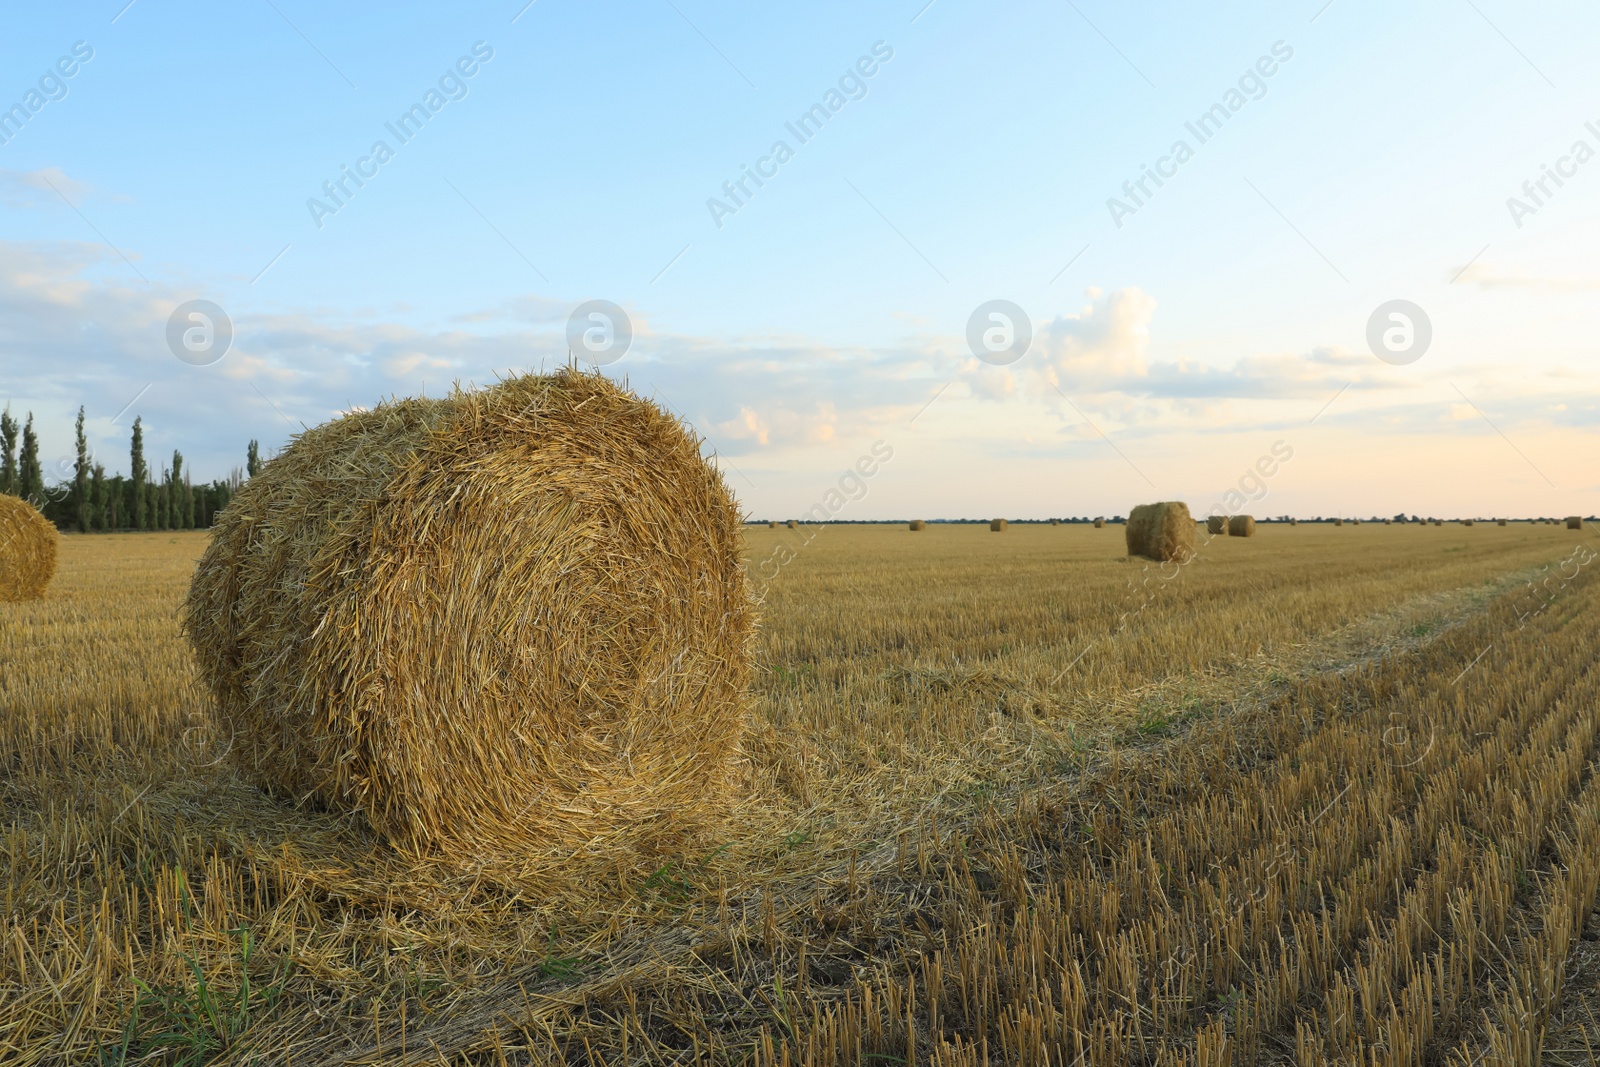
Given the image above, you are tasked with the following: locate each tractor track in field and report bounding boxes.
[233,550,1600,1067]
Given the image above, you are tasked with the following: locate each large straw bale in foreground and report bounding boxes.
[1228,515,1255,537]
[185,370,756,860]
[0,496,57,602]
[1125,502,1195,562]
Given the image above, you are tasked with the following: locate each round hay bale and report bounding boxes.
[1206,515,1226,536]
[1125,502,1194,562]
[1568,515,1583,530]
[1049,518,1060,526]
[989,518,1007,532]
[1462,518,1474,526]
[908,519,925,531]
[1227,514,1256,537]
[768,520,779,529]
[786,519,798,529]
[1497,518,1507,526]
[1093,517,1105,529]
[1352,518,1362,526]
[184,370,756,860]
[0,495,58,602]
[1333,518,1344,527]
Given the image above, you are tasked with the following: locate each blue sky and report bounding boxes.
[2,0,1597,519]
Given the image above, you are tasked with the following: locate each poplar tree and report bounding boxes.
[73,407,90,532]
[18,414,43,504]
[130,417,148,530]
[0,409,17,495]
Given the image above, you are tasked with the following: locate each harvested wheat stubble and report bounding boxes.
[908,520,925,531]
[1227,514,1255,537]
[1206,515,1226,536]
[0,495,57,602]
[1569,515,1584,530]
[1125,501,1195,562]
[990,518,1007,532]
[184,369,756,861]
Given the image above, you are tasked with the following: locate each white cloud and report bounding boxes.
[0,167,94,208]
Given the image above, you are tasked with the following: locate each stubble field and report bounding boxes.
[4,521,1600,1065]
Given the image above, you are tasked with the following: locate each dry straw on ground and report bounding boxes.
[1228,514,1256,537]
[990,518,1007,532]
[184,369,756,863]
[908,520,925,531]
[0,495,57,602]
[1125,501,1195,562]
[1206,515,1226,536]
[1569,515,1584,530]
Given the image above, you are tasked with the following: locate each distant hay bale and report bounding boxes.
[1206,515,1226,536]
[768,521,779,529]
[1462,519,1474,526]
[1433,519,1443,526]
[1289,518,1298,526]
[989,518,1007,532]
[1353,519,1361,526]
[1093,517,1105,529]
[1125,502,1195,562]
[908,520,925,531]
[1497,519,1507,526]
[1333,518,1344,527]
[0,495,58,602]
[1227,515,1255,537]
[787,519,798,529]
[184,369,756,861]
[1383,519,1392,525]
[1568,515,1583,530]
[1049,518,1060,526]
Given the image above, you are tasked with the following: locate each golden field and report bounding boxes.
[4,521,1600,1065]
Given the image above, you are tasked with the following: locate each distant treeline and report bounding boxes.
[0,406,260,533]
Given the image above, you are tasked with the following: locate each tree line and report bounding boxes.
[0,406,261,532]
